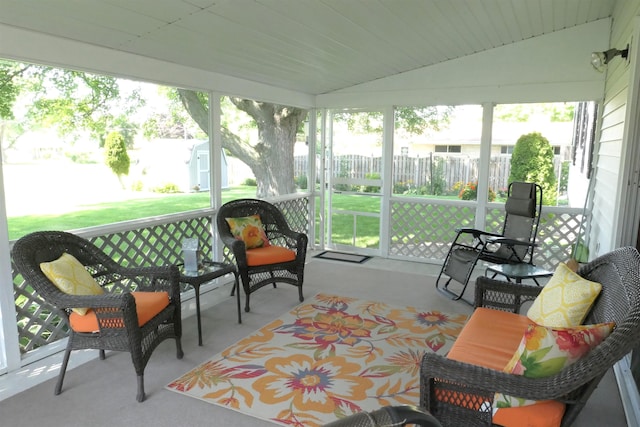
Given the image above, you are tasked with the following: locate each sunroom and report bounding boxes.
[1,1,640,426]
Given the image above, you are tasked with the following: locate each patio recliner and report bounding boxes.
[216,198,308,313]
[11,230,183,402]
[436,181,543,301]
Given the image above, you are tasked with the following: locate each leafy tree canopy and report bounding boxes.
[333,106,453,135]
[0,61,142,148]
[495,103,574,123]
[2,59,458,198]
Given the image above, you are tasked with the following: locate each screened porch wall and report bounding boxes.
[10,192,579,362]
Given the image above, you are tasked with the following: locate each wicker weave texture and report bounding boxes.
[322,405,443,427]
[11,230,184,402]
[216,198,308,313]
[421,246,640,427]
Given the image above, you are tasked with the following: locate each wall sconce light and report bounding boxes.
[591,44,629,72]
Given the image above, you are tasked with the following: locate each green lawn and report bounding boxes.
[7,186,258,240]
[7,186,478,246]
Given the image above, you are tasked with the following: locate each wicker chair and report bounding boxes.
[421,246,640,426]
[216,198,308,312]
[11,230,183,402]
[436,181,543,301]
[322,405,442,426]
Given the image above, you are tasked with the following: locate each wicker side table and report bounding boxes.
[179,261,239,345]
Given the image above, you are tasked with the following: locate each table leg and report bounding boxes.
[234,273,241,324]
[194,284,202,346]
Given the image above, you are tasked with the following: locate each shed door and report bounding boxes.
[197,150,210,191]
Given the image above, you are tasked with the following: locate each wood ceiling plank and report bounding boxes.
[0,0,617,95]
[100,0,200,23]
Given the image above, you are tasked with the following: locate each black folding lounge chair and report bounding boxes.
[435,181,543,301]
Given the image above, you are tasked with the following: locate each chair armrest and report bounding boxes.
[269,228,307,249]
[454,228,502,239]
[474,276,541,312]
[420,353,585,412]
[218,232,240,249]
[228,238,248,267]
[485,237,536,248]
[54,292,128,312]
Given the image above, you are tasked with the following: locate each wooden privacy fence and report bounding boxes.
[294,154,535,192]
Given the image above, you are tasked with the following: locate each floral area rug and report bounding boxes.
[166,293,468,426]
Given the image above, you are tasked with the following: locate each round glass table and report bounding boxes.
[485,263,553,286]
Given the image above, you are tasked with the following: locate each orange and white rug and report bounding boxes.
[166,293,467,426]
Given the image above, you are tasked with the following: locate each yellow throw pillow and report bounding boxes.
[40,253,104,315]
[527,263,601,327]
[225,214,271,249]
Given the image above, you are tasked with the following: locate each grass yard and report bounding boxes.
[8,186,386,243]
[7,185,477,248]
[7,186,258,241]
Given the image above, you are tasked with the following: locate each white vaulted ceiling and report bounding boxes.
[0,0,616,96]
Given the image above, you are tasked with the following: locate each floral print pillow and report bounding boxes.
[494,321,615,408]
[225,214,271,249]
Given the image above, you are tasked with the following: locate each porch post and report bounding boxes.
[0,152,21,372]
[475,102,494,230]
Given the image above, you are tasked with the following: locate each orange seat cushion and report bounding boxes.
[69,291,170,333]
[246,245,296,266]
[445,307,566,427]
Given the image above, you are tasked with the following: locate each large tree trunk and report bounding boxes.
[178,90,306,198]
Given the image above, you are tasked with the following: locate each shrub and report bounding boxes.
[458,181,496,202]
[243,178,257,186]
[295,175,308,190]
[104,130,130,182]
[509,132,557,205]
[153,183,180,193]
[393,180,411,194]
[361,173,381,193]
[131,180,144,192]
[429,157,447,195]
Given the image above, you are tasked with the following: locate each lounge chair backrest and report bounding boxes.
[496,182,541,261]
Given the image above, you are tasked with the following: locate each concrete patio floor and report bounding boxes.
[0,255,627,426]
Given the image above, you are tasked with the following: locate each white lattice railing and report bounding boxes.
[10,193,580,361]
[389,197,584,271]
[10,197,310,358]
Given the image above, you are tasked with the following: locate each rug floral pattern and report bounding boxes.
[167,293,468,426]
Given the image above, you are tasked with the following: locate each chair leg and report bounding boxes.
[136,374,145,402]
[434,268,450,292]
[298,285,304,302]
[55,346,72,396]
[435,250,477,303]
[99,349,106,360]
[175,337,184,359]
[245,293,251,312]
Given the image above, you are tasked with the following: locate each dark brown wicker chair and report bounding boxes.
[421,246,640,426]
[216,198,308,312]
[436,181,543,301]
[11,230,183,402]
[322,405,442,426]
